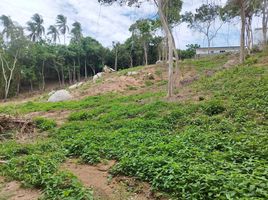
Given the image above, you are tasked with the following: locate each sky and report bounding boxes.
[0,0,263,49]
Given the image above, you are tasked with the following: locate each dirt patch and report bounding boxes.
[0,115,35,141]
[62,159,160,200]
[75,75,143,99]
[26,110,71,126]
[0,177,41,200]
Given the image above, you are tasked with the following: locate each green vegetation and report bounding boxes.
[34,117,57,131]
[0,53,267,199]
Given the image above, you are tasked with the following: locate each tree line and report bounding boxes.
[0,13,174,100]
[1,0,267,99]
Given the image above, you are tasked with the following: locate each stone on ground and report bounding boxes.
[48,90,73,102]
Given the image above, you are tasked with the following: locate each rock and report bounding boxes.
[103,65,115,73]
[48,90,73,102]
[93,72,103,83]
[69,82,83,90]
[156,60,163,65]
[127,71,139,76]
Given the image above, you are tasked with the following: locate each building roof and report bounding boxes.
[197,46,240,50]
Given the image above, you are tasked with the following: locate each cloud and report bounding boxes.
[0,0,260,49]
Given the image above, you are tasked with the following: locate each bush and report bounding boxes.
[245,56,258,66]
[34,117,57,131]
[68,111,93,121]
[203,101,225,116]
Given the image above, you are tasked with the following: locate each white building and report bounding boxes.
[196,46,240,57]
[254,28,267,45]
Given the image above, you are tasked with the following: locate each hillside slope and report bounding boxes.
[0,53,267,199]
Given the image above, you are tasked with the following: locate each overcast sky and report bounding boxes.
[0,0,263,49]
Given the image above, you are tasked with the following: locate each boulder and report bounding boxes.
[127,71,139,76]
[156,60,163,65]
[93,72,103,83]
[103,65,115,73]
[48,90,73,102]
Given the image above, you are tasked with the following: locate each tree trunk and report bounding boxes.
[114,48,118,71]
[246,16,253,54]
[61,65,65,86]
[42,60,45,91]
[89,65,96,76]
[157,0,174,98]
[73,59,76,83]
[84,59,88,79]
[68,67,72,85]
[29,80,33,92]
[240,0,246,64]
[263,0,268,47]
[143,42,148,66]
[78,57,81,82]
[129,54,133,68]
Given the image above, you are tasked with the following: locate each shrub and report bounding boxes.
[68,111,93,121]
[34,117,57,131]
[203,101,225,116]
[245,56,258,66]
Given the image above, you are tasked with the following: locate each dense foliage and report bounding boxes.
[0,14,163,99]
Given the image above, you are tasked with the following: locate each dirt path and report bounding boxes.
[62,159,156,200]
[25,110,71,126]
[0,177,41,200]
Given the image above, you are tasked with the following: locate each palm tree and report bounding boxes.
[47,25,60,44]
[0,15,14,40]
[71,21,82,42]
[26,13,45,42]
[56,14,69,45]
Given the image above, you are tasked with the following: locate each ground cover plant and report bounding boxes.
[0,54,267,199]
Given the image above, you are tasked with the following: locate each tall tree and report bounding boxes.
[56,14,69,45]
[130,19,153,66]
[0,23,27,100]
[47,25,60,44]
[183,3,224,54]
[112,41,120,71]
[0,15,14,41]
[26,13,45,42]
[99,0,182,98]
[71,21,82,43]
[262,0,268,46]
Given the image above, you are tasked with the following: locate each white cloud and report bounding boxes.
[0,0,260,49]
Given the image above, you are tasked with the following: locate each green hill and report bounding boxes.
[0,52,267,199]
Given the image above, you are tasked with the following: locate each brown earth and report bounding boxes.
[62,159,162,200]
[25,110,71,126]
[0,177,41,200]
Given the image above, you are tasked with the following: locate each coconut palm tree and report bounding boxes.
[26,13,45,42]
[0,15,14,40]
[56,14,69,45]
[71,21,82,42]
[47,25,60,44]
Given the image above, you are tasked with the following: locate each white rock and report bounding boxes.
[103,65,115,73]
[156,60,163,65]
[69,82,83,90]
[127,71,139,76]
[48,90,73,102]
[93,72,103,83]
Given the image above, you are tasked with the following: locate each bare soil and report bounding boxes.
[0,177,41,200]
[25,110,71,126]
[62,159,160,200]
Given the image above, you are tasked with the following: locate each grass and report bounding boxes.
[0,53,267,199]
